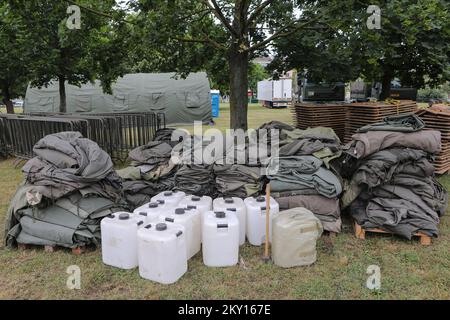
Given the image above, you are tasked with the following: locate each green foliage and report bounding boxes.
[270,26,361,83]
[8,0,128,98]
[356,0,450,89]
[417,87,448,102]
[248,63,269,92]
[0,3,30,105]
[270,1,359,83]
[207,62,269,95]
[271,0,450,91]
[123,0,344,128]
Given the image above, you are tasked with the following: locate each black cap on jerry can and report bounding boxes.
[215,211,226,218]
[156,223,167,231]
[175,208,186,215]
[119,213,130,220]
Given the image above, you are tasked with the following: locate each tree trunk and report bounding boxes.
[380,71,393,101]
[229,47,249,131]
[4,99,14,114]
[2,86,15,114]
[58,75,67,113]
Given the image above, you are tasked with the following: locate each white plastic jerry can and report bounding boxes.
[183,205,206,244]
[101,212,145,270]
[244,196,280,246]
[133,201,166,224]
[179,195,213,219]
[213,197,246,245]
[151,190,185,208]
[160,207,201,260]
[202,211,239,267]
[137,222,187,284]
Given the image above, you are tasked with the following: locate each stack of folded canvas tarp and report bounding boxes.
[213,123,286,198]
[266,127,344,233]
[175,164,216,196]
[341,113,448,239]
[279,127,342,167]
[258,120,295,143]
[213,142,262,198]
[214,164,261,198]
[152,128,180,146]
[174,136,217,197]
[117,129,178,209]
[4,132,127,248]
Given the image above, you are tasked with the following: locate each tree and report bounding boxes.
[121,12,231,95]
[248,62,269,95]
[207,61,268,95]
[126,0,344,130]
[8,0,128,112]
[0,3,31,114]
[271,0,450,100]
[353,0,450,99]
[269,21,361,85]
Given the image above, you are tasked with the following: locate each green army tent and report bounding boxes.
[24,72,212,125]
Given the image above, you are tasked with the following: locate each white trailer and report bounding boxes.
[257,78,292,108]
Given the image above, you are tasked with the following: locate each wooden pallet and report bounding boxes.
[416,108,450,174]
[354,221,432,245]
[435,165,450,175]
[17,243,87,255]
[344,101,418,143]
[291,103,348,141]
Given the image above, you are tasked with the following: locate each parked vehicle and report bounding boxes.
[257,78,292,108]
[302,82,346,102]
[350,80,418,101]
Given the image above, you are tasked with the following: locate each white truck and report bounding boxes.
[257,78,292,108]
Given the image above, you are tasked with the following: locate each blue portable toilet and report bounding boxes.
[211,90,220,118]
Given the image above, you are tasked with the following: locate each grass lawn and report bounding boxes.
[1,103,449,299]
[0,107,23,114]
[175,103,294,133]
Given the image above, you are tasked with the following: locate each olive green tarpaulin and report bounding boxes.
[24,73,212,125]
[4,132,128,248]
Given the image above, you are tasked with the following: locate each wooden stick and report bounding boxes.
[264,184,271,259]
